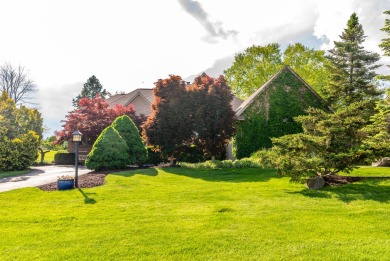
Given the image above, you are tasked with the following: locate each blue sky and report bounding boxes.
[0,0,389,137]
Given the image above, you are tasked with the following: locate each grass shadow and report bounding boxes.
[109,167,159,178]
[161,167,279,183]
[0,169,45,183]
[291,179,390,203]
[78,188,97,204]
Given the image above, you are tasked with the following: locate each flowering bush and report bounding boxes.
[57,175,74,180]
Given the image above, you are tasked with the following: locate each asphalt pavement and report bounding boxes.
[0,165,92,193]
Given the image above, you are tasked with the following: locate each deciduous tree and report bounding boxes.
[54,95,142,145]
[224,43,330,99]
[0,63,37,105]
[284,43,330,96]
[0,91,41,170]
[189,74,236,159]
[142,75,192,163]
[224,43,282,99]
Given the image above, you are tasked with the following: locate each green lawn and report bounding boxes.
[0,170,30,179]
[344,165,390,177]
[36,150,67,164]
[0,167,389,260]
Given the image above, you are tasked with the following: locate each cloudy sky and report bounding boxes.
[0,0,389,137]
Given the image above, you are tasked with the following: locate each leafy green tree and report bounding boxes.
[224,43,282,99]
[0,91,41,170]
[270,101,371,182]
[72,75,108,107]
[0,90,17,138]
[224,43,330,99]
[379,10,390,81]
[86,126,130,171]
[284,43,330,96]
[112,115,147,165]
[323,13,381,109]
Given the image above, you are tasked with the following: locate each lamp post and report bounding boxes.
[72,130,83,188]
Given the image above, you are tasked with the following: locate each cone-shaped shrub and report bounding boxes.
[112,115,147,165]
[86,126,130,171]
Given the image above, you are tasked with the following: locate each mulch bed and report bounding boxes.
[38,165,179,191]
[323,175,363,186]
[38,173,107,191]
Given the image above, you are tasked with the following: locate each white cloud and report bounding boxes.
[0,0,389,136]
[37,82,82,135]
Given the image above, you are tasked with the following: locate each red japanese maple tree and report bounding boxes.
[54,95,146,145]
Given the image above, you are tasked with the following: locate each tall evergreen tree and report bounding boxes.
[324,13,381,109]
[379,10,390,81]
[362,89,390,159]
[72,75,108,107]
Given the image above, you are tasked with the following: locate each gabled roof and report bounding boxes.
[106,89,153,108]
[235,65,330,118]
[107,88,244,115]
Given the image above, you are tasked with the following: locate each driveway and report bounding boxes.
[0,165,92,193]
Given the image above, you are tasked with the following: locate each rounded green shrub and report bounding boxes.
[86,126,130,171]
[111,115,147,166]
[0,130,39,171]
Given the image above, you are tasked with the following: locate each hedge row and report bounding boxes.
[179,158,263,169]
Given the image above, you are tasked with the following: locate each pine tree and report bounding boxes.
[112,115,147,165]
[379,10,390,80]
[324,13,381,109]
[86,126,130,171]
[72,75,108,107]
[362,90,390,158]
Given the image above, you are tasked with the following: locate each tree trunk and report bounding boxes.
[169,157,175,166]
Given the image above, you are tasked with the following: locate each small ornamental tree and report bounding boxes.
[189,74,236,159]
[112,115,147,165]
[142,75,192,163]
[54,95,144,145]
[85,126,130,171]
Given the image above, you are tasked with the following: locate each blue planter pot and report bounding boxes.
[57,179,74,190]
